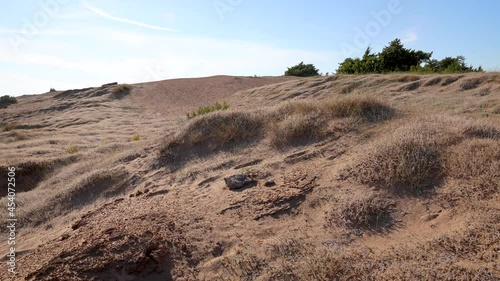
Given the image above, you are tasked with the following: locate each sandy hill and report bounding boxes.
[0,73,499,280]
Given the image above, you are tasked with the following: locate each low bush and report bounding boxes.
[0,95,18,108]
[284,62,320,77]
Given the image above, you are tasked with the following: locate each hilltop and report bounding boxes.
[0,73,499,280]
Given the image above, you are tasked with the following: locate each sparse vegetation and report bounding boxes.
[132,134,140,141]
[285,62,320,77]
[163,97,394,155]
[186,101,229,119]
[0,95,18,108]
[65,145,79,154]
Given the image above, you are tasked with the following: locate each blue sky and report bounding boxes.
[1,0,499,96]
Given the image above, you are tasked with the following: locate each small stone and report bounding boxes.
[224,174,256,190]
[264,181,276,187]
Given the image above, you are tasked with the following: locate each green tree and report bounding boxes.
[285,62,320,77]
[379,39,432,72]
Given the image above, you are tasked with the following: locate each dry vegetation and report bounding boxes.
[0,73,499,280]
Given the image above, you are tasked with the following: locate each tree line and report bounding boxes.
[285,38,483,77]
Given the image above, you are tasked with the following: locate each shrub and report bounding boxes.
[186,101,229,119]
[0,95,18,108]
[132,134,140,141]
[284,62,320,77]
[65,146,79,154]
[50,88,56,92]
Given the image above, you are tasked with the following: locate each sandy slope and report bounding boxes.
[0,73,499,280]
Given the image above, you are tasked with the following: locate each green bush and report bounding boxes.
[284,62,320,77]
[0,95,18,108]
[186,101,229,119]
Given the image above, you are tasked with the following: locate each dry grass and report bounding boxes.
[163,111,263,154]
[462,121,500,139]
[331,195,395,229]
[445,139,500,198]
[163,96,394,155]
[1,123,16,132]
[110,83,131,96]
[353,123,446,191]
[269,112,326,147]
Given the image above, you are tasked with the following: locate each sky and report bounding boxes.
[1,0,499,96]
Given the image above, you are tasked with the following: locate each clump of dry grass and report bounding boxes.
[460,77,483,91]
[161,97,394,160]
[445,139,500,197]
[268,97,393,146]
[65,145,79,154]
[353,124,445,191]
[1,123,16,132]
[162,111,263,154]
[110,84,131,96]
[461,121,500,139]
[269,113,325,147]
[331,195,395,229]
[323,96,395,122]
[299,250,376,281]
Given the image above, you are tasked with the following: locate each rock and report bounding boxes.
[224,174,256,190]
[102,82,118,87]
[264,180,276,187]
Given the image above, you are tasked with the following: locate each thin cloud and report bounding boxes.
[81,0,179,32]
[401,32,418,43]
[0,27,76,36]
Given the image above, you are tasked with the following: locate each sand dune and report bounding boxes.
[0,73,498,280]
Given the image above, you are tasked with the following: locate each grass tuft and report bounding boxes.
[353,124,445,191]
[65,145,79,154]
[333,195,395,229]
[186,101,229,119]
[111,84,131,96]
